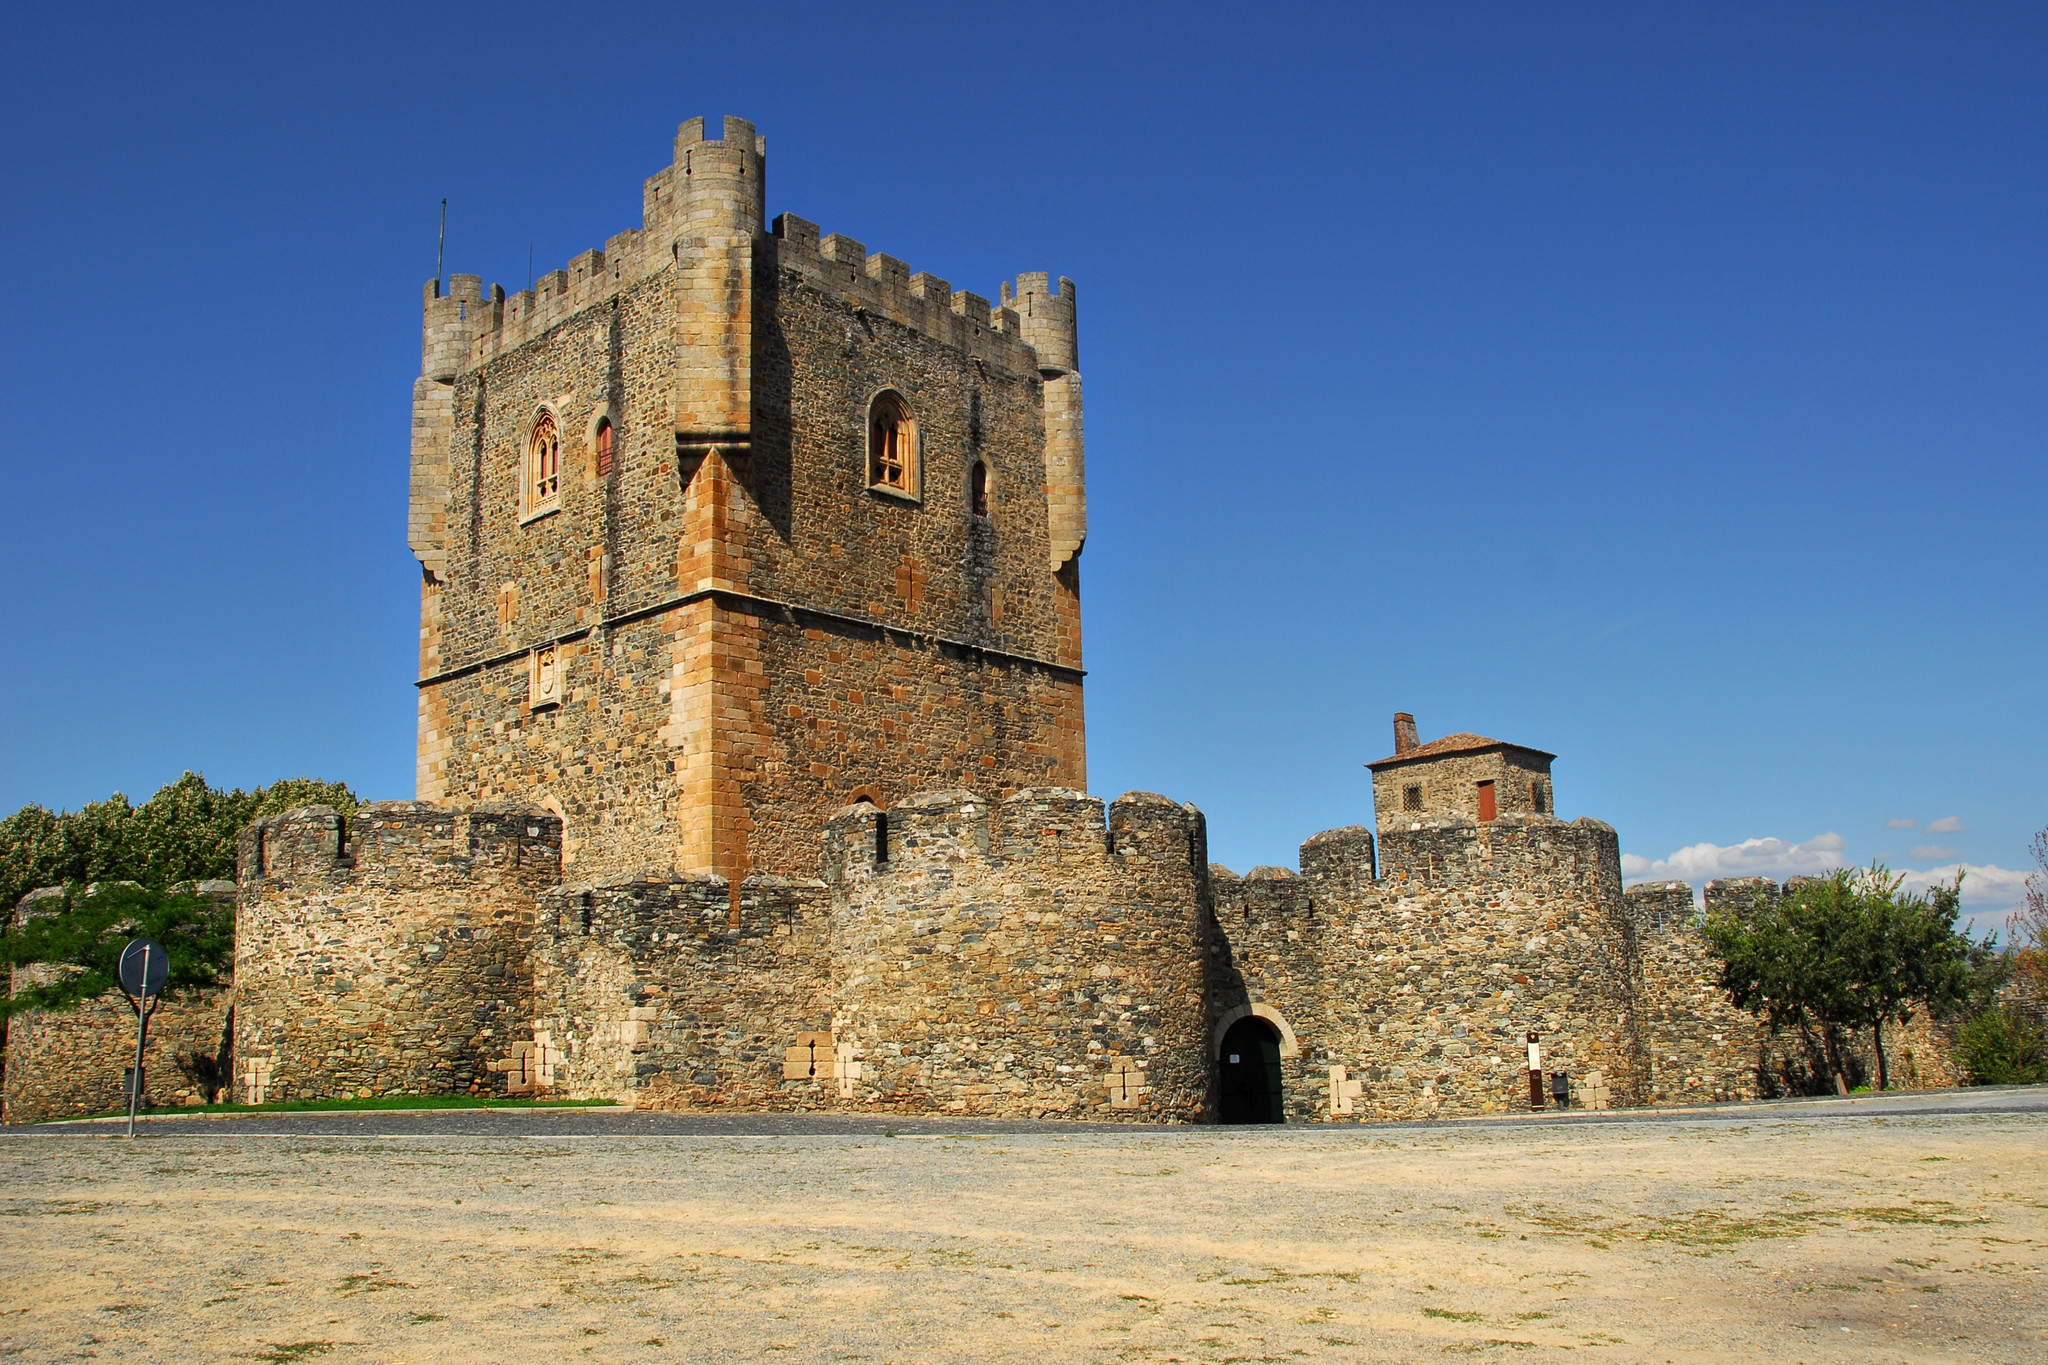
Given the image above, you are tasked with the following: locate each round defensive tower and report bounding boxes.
[823,787,1211,1120]
[233,802,561,1103]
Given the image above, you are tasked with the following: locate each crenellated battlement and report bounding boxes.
[821,787,1199,888]
[416,115,1070,381]
[1624,880,1697,935]
[236,801,560,886]
[1704,876,1781,917]
[1372,814,1622,899]
[773,214,1064,379]
[1001,273,1078,377]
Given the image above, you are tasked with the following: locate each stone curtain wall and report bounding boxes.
[1211,816,1641,1123]
[1204,864,1321,1119]
[1628,881,1763,1103]
[232,804,558,1103]
[818,790,1212,1121]
[530,875,831,1110]
[6,802,1971,1119]
[4,883,235,1124]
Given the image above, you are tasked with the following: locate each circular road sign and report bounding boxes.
[118,938,169,999]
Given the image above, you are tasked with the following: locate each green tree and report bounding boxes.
[1839,869,1973,1090]
[0,774,355,1077]
[0,772,356,916]
[1704,865,1973,1094]
[2010,826,2048,1010]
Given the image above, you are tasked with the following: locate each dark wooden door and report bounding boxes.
[1477,780,1497,822]
[1218,1018,1285,1123]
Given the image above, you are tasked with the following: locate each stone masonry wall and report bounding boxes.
[530,874,831,1109]
[1212,815,1640,1123]
[4,883,236,1124]
[1369,749,1554,834]
[527,787,1211,1120]
[232,803,559,1103]
[1204,863,1323,1120]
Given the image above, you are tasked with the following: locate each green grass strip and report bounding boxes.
[49,1094,621,1122]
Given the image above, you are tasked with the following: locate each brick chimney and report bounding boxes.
[1393,712,1419,756]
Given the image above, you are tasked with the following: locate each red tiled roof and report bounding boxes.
[1366,732,1556,770]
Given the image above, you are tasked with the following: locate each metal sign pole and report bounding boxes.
[117,937,167,1138]
[126,943,151,1138]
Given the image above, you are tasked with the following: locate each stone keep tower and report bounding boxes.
[408,116,1088,888]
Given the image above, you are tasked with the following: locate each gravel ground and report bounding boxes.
[1,1091,2043,1363]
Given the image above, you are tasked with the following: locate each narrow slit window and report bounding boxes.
[594,418,614,477]
[970,460,989,517]
[1531,779,1545,814]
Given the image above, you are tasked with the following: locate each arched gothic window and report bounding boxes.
[867,391,918,499]
[525,410,561,519]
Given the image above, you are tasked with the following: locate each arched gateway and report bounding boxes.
[1216,1016,1285,1124]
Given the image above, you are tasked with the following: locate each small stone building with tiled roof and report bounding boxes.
[1365,712,1557,833]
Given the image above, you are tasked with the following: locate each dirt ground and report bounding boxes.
[0,1107,2042,1363]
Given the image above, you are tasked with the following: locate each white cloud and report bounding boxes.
[1622,832,1846,885]
[1897,863,2032,939]
[1909,844,1959,862]
[1925,815,1967,834]
[1621,832,2030,942]
[1885,817,1917,830]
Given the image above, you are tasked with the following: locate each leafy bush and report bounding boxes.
[0,883,235,1021]
[1955,1006,2046,1086]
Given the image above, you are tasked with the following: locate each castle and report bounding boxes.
[3,117,1963,1124]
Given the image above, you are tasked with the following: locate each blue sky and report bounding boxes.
[2,4,2041,928]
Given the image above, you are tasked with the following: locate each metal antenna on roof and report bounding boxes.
[436,199,446,293]
[529,242,534,293]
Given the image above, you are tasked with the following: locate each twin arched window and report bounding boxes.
[867,391,918,498]
[524,410,561,519]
